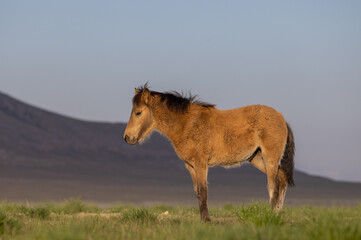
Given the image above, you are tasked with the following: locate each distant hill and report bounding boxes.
[0,91,360,205]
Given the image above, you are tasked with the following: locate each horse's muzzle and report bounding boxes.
[124,135,137,145]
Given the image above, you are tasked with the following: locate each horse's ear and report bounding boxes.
[142,88,151,104]
[135,88,140,95]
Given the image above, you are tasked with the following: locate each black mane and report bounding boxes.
[133,83,215,113]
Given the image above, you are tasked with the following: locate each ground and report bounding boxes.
[0,199,360,240]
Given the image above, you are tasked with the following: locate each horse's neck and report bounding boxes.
[152,106,188,145]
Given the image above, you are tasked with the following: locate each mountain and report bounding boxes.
[0,91,360,205]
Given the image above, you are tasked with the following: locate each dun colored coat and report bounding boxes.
[124,84,295,222]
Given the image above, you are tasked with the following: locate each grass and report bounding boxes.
[0,200,360,240]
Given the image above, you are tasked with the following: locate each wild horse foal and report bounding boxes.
[124,84,295,222]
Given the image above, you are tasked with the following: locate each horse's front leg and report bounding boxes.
[185,163,197,194]
[194,165,210,222]
[184,161,210,222]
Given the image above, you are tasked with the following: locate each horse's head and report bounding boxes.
[124,87,155,145]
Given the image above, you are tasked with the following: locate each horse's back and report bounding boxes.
[215,104,286,131]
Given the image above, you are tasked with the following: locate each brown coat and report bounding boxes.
[124,84,295,221]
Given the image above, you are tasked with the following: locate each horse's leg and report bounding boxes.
[249,151,266,173]
[266,163,280,209]
[250,153,287,210]
[275,167,288,210]
[250,153,279,207]
[259,151,281,209]
[184,163,197,195]
[194,165,210,222]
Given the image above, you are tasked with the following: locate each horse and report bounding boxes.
[124,83,295,222]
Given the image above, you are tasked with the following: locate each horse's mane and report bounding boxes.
[133,83,215,113]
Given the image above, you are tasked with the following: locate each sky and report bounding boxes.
[1,1,361,182]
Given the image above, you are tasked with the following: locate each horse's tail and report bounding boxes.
[280,122,295,187]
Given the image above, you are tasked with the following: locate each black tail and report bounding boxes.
[280,122,295,187]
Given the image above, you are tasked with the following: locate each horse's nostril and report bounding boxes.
[124,135,130,143]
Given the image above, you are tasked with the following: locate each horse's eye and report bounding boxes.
[136,111,142,116]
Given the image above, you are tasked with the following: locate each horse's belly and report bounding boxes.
[208,151,253,168]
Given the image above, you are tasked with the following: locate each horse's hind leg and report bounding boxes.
[265,160,280,209]
[275,167,288,210]
[250,151,282,209]
[251,154,288,211]
[249,151,266,173]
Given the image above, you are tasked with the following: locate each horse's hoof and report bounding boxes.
[202,217,211,222]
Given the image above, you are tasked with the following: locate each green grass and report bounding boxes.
[0,200,360,240]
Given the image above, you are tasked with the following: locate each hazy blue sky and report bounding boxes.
[1,1,361,182]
